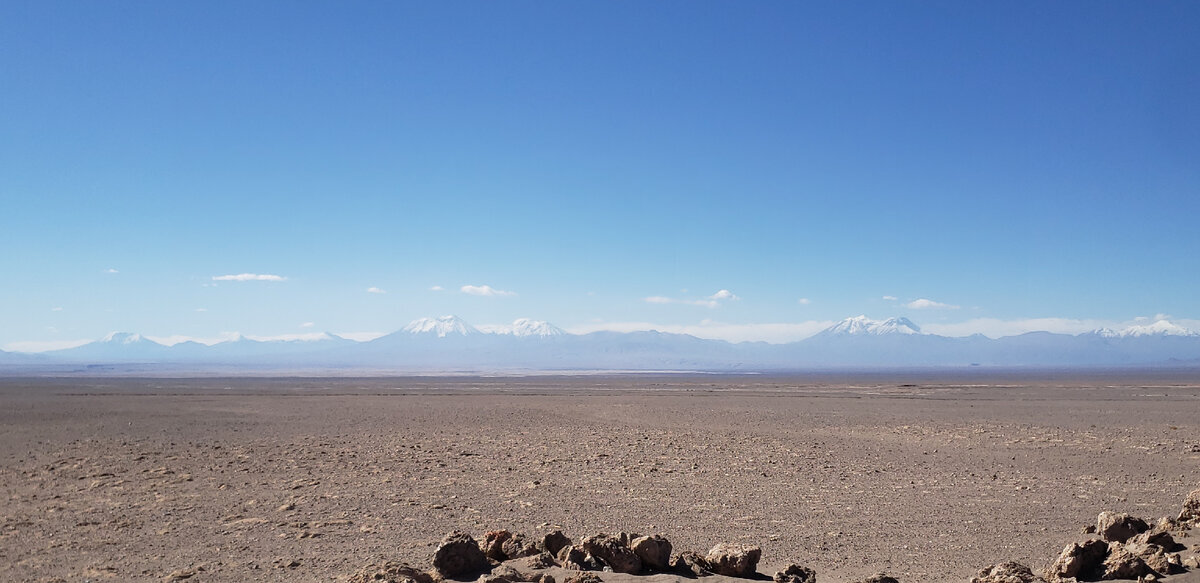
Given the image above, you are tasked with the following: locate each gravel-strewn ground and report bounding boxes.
[1,375,1198,583]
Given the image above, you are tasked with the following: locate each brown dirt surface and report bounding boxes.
[1,374,1199,582]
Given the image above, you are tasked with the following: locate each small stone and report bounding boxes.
[774,563,817,583]
[562,574,602,583]
[704,543,761,578]
[853,575,900,583]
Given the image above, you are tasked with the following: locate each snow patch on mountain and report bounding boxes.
[479,318,566,337]
[818,315,922,336]
[402,315,479,337]
[101,331,148,344]
[1096,319,1198,338]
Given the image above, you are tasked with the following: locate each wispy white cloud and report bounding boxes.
[567,319,835,344]
[104,268,119,274]
[905,298,959,310]
[212,273,286,282]
[643,289,739,309]
[430,285,445,292]
[708,289,740,301]
[366,286,386,294]
[882,295,897,301]
[300,322,314,328]
[194,308,207,312]
[51,307,63,312]
[797,298,811,305]
[461,284,516,297]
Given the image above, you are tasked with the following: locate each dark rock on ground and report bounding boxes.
[580,534,642,574]
[561,574,602,583]
[485,531,514,562]
[522,552,557,570]
[671,552,713,577]
[1096,512,1150,544]
[557,546,601,572]
[971,562,1046,583]
[503,533,540,560]
[433,531,489,578]
[1046,539,1108,581]
[774,563,817,583]
[542,531,572,557]
[852,575,900,583]
[704,543,761,578]
[630,535,672,572]
[348,562,436,583]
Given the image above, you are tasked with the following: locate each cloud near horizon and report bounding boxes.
[905,298,959,310]
[366,286,385,294]
[461,284,516,297]
[212,273,286,282]
[567,319,835,344]
[644,289,739,309]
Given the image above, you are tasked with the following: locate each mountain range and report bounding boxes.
[3,315,1199,373]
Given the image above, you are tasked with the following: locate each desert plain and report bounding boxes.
[1,372,1199,583]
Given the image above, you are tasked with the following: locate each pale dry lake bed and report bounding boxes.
[1,373,1199,582]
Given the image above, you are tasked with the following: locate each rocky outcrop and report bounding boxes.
[774,563,817,583]
[630,535,672,572]
[348,562,435,583]
[1180,488,1200,523]
[705,543,761,578]
[580,534,642,574]
[971,562,1046,583]
[541,531,572,557]
[1100,544,1154,580]
[433,531,489,578]
[852,575,900,583]
[671,551,713,577]
[1096,512,1150,544]
[1046,539,1109,581]
[485,530,514,562]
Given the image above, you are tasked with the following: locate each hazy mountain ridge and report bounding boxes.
[6,316,1200,371]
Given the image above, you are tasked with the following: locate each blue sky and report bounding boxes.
[2,2,1198,349]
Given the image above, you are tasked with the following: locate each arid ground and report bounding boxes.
[1,373,1198,582]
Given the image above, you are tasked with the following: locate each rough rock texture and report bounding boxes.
[1096,512,1150,543]
[541,531,572,557]
[432,531,489,578]
[971,562,1046,583]
[671,552,713,577]
[580,534,642,574]
[1101,544,1154,580]
[502,533,540,560]
[556,546,589,571]
[853,575,900,583]
[1130,530,1180,552]
[1121,542,1172,576]
[485,565,530,583]
[1046,539,1109,581]
[704,543,762,578]
[561,574,602,583]
[484,531,514,561]
[630,535,672,572]
[522,553,556,571]
[348,562,436,583]
[1180,488,1200,523]
[774,563,818,583]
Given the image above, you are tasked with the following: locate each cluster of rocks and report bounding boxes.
[971,487,1200,583]
[350,487,1200,583]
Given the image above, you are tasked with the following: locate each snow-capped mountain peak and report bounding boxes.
[1110,319,1197,338]
[820,315,922,336]
[402,315,479,337]
[479,318,566,337]
[101,332,146,344]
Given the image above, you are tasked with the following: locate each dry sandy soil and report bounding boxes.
[1,373,1199,583]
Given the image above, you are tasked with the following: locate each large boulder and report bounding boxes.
[433,531,489,578]
[774,563,817,583]
[580,534,642,574]
[705,543,762,578]
[1046,539,1108,581]
[971,562,1046,583]
[1096,512,1149,543]
[671,552,713,577]
[1120,541,1173,576]
[1101,544,1154,580]
[1180,488,1200,523]
[630,535,672,572]
[348,562,436,583]
[503,533,540,560]
[541,531,572,557]
[557,546,602,572]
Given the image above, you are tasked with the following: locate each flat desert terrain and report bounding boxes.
[1,373,1198,582]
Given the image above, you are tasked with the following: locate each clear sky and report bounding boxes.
[2,1,1198,350]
